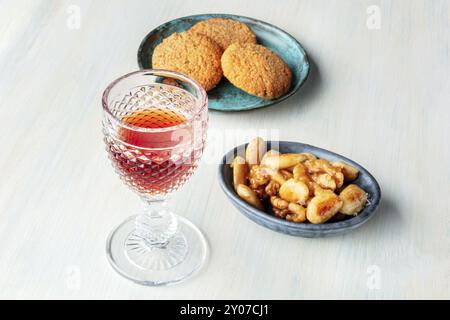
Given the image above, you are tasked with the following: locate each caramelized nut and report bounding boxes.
[265,180,281,196]
[311,173,337,191]
[279,179,310,205]
[286,203,307,222]
[270,195,289,210]
[232,156,248,191]
[304,159,339,176]
[306,192,343,224]
[261,153,308,170]
[339,184,367,215]
[334,171,345,188]
[249,165,270,189]
[273,207,289,218]
[245,137,266,166]
[332,161,359,181]
[236,184,264,210]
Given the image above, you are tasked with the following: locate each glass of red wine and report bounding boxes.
[102,70,208,285]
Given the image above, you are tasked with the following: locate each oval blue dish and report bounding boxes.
[218,141,382,237]
[137,14,310,111]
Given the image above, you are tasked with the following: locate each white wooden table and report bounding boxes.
[1,0,449,299]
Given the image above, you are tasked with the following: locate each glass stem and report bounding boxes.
[135,197,178,248]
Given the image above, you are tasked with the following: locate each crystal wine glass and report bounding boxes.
[102,70,208,285]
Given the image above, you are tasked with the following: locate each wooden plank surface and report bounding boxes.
[0,0,449,299]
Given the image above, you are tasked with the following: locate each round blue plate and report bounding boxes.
[137,14,310,111]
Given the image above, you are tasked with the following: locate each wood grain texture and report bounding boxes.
[0,0,449,299]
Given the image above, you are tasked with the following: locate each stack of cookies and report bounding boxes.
[152,18,292,99]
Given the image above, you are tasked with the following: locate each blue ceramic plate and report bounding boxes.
[218,141,382,237]
[137,14,310,111]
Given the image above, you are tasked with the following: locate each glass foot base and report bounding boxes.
[106,215,208,286]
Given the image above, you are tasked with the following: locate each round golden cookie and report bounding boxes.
[188,18,256,50]
[152,32,223,91]
[221,43,292,99]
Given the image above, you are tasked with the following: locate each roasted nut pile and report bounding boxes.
[231,138,368,224]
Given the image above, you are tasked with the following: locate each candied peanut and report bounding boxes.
[232,156,248,191]
[279,179,309,205]
[245,137,266,166]
[339,184,368,215]
[286,203,306,222]
[306,192,343,224]
[332,161,359,181]
[236,184,264,210]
